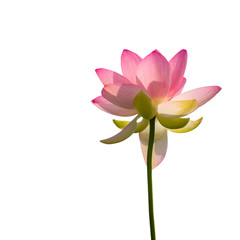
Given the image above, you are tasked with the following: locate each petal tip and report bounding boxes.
[208,85,222,97]
[152,49,161,55]
[122,49,130,53]
[95,68,106,79]
[121,49,139,57]
[216,86,222,92]
[179,49,188,58]
[95,68,102,73]
[100,139,111,144]
[91,97,99,104]
[180,49,187,54]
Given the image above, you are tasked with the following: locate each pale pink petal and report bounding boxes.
[167,50,187,99]
[121,49,142,84]
[92,96,137,116]
[136,50,171,104]
[100,115,139,144]
[95,68,131,85]
[101,83,144,109]
[172,86,221,107]
[139,119,168,169]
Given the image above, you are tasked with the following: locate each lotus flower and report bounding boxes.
[92,49,221,240]
[92,49,221,168]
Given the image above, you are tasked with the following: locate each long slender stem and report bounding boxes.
[147,117,156,240]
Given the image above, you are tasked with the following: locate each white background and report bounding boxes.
[0,0,239,239]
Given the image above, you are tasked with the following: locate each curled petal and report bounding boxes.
[158,99,198,118]
[168,117,203,133]
[168,50,187,99]
[92,96,137,116]
[95,68,131,85]
[135,119,149,133]
[102,83,144,109]
[100,115,140,144]
[113,119,129,129]
[113,118,149,133]
[121,49,142,84]
[136,50,171,104]
[139,119,168,168]
[172,86,221,107]
[157,113,190,129]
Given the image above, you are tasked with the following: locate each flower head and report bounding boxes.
[92,49,221,168]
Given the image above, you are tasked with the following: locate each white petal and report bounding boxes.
[139,119,168,168]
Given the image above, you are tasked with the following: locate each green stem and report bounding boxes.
[147,117,156,240]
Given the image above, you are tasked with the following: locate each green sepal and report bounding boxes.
[133,91,157,120]
[113,118,149,133]
[113,120,129,129]
[169,117,203,133]
[156,113,190,129]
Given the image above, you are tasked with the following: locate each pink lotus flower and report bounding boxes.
[92,49,221,168]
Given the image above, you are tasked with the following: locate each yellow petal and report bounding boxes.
[169,117,203,133]
[158,99,198,118]
[113,118,149,133]
[156,113,189,129]
[112,119,130,129]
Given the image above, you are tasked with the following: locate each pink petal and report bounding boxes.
[121,49,142,84]
[136,50,171,104]
[92,96,137,116]
[171,77,187,98]
[172,86,221,107]
[139,119,168,169]
[95,68,131,85]
[167,50,188,99]
[101,83,144,109]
